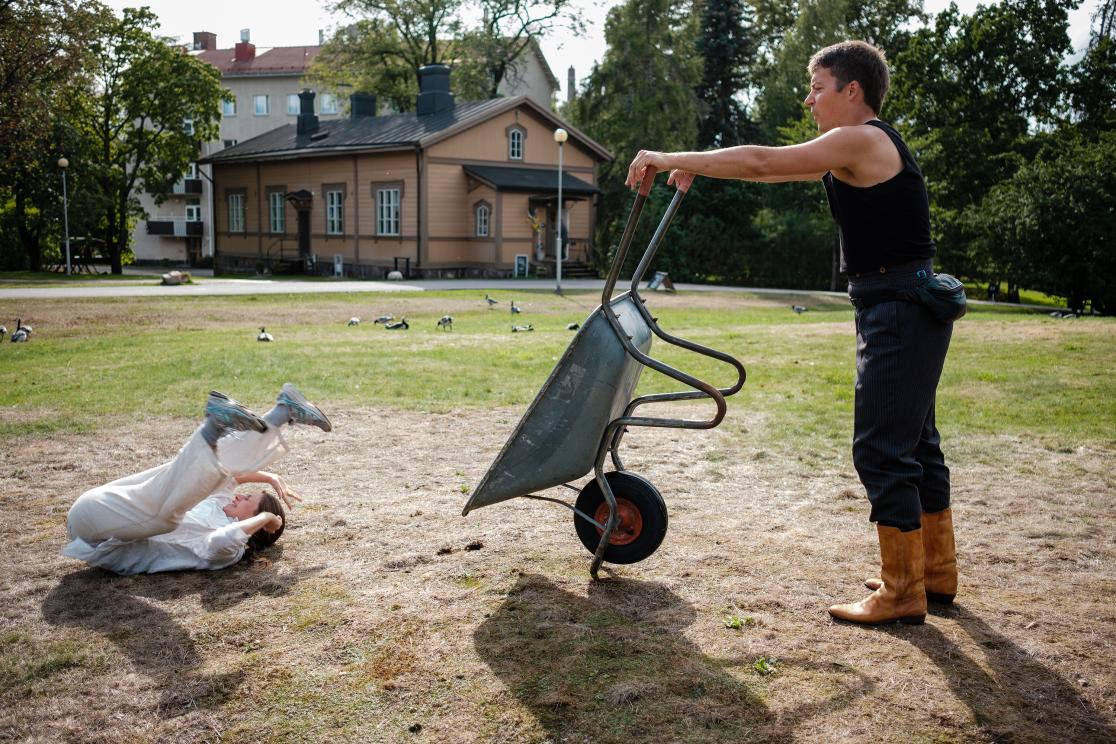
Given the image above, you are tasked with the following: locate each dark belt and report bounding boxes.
[847,258,933,279]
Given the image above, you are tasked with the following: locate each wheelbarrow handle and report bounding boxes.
[602,169,657,305]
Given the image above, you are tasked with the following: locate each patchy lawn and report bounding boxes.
[1,290,1113,742]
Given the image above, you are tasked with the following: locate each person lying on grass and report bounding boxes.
[61,385,331,575]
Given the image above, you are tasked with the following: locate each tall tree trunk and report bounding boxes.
[14,187,42,272]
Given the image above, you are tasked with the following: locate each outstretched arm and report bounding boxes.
[234,470,303,508]
[625,126,881,187]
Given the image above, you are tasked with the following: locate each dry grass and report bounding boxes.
[1,292,1113,742]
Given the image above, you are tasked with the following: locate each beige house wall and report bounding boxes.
[213,101,606,274]
[427,108,597,171]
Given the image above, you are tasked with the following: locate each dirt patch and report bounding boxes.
[1,404,1113,742]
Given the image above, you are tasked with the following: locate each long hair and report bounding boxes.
[246,492,285,552]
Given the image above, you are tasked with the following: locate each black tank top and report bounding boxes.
[822,120,936,274]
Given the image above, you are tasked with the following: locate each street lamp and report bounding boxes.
[553,127,568,294]
[58,157,71,276]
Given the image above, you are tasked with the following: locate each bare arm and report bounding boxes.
[236,512,283,536]
[625,127,881,188]
[233,470,303,509]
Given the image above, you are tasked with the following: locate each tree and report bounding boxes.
[967,131,1116,313]
[888,0,1075,278]
[68,7,224,274]
[569,0,701,272]
[314,0,582,109]
[695,0,757,148]
[0,0,110,271]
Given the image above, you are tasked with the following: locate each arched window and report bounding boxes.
[475,203,490,237]
[508,128,524,160]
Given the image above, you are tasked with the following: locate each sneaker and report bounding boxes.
[205,391,266,434]
[277,383,332,432]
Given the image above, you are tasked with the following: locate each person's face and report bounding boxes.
[223,491,265,521]
[804,67,846,132]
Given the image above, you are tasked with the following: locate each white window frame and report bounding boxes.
[228,193,245,233]
[269,192,285,234]
[222,97,236,116]
[320,93,338,114]
[326,190,344,235]
[475,204,490,237]
[185,201,201,222]
[508,128,524,160]
[287,93,300,115]
[182,118,194,135]
[376,188,400,236]
[253,95,269,115]
[223,139,238,149]
[186,161,198,179]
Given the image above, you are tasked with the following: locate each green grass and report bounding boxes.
[2,290,1113,454]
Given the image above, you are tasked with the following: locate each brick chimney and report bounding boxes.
[297,90,319,135]
[193,31,216,51]
[350,93,377,118]
[416,65,454,116]
[234,28,255,62]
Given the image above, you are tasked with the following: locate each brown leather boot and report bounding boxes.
[865,507,957,603]
[830,525,927,625]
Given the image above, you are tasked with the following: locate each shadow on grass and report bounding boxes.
[901,604,1115,742]
[474,573,873,742]
[41,549,316,718]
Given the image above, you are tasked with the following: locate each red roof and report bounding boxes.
[194,46,321,75]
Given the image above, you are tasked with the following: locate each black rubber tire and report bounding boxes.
[573,471,668,564]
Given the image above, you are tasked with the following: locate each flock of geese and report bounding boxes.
[255,294,582,342]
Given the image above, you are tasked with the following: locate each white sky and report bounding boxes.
[103,0,1102,93]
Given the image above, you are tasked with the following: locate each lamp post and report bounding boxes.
[553,127,568,294]
[58,157,71,276]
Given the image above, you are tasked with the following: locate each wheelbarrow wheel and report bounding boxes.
[574,471,668,564]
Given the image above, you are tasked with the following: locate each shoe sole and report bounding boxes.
[280,384,332,432]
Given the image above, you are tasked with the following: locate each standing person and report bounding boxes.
[62,384,332,575]
[625,40,956,626]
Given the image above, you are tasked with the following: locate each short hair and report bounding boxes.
[808,40,890,116]
[246,491,285,552]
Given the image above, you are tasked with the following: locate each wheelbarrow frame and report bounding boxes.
[464,168,746,577]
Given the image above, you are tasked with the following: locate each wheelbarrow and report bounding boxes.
[462,168,746,577]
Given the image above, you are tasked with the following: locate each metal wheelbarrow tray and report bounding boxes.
[463,168,747,577]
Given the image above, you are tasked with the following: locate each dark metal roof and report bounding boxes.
[201,99,510,164]
[463,165,599,195]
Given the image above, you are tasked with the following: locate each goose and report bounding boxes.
[257,326,273,342]
[10,319,29,343]
[567,322,580,331]
[510,301,522,314]
[0,325,6,340]
[791,305,807,314]
[1048,311,1062,318]
[437,315,454,331]
[347,317,360,326]
[385,317,409,330]
[511,324,534,333]
[14,318,32,335]
[373,314,394,324]
[484,294,498,307]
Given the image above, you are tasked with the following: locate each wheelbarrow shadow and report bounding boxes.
[474,573,874,742]
[41,548,319,718]
[895,604,1116,742]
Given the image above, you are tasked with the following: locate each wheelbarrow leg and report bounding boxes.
[589,469,619,579]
